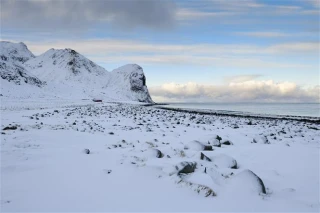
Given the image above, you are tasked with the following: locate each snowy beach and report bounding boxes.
[1,101,319,212]
[1,0,320,211]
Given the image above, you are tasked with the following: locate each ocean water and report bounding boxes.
[164,103,320,118]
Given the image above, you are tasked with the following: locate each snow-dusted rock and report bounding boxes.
[200,152,212,161]
[227,169,266,195]
[178,172,216,197]
[83,148,90,154]
[147,149,164,158]
[252,136,270,144]
[208,137,221,147]
[211,154,238,169]
[176,161,197,174]
[185,140,213,151]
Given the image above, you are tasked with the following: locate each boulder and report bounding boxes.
[200,152,212,162]
[222,140,233,145]
[175,162,197,175]
[252,136,270,144]
[155,149,164,158]
[185,140,213,151]
[228,169,266,194]
[211,154,237,169]
[208,137,221,147]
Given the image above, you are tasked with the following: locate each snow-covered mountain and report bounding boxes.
[0,41,154,103]
[25,48,109,86]
[0,42,45,87]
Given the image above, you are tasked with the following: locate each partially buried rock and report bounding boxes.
[200,152,212,162]
[211,154,237,169]
[208,137,221,147]
[176,162,197,175]
[222,140,233,145]
[2,126,17,130]
[185,140,213,151]
[155,149,164,158]
[83,149,90,154]
[252,136,269,144]
[228,169,266,194]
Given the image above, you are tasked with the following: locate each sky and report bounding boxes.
[1,0,319,103]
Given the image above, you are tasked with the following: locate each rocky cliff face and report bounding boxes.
[0,41,154,103]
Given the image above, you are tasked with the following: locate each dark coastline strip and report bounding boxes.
[154,106,320,125]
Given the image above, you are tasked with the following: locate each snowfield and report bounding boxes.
[1,101,319,212]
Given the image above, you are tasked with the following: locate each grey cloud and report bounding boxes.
[0,0,177,31]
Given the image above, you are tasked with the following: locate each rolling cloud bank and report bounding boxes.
[150,80,320,103]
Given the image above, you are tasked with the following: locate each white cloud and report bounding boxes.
[236,32,290,38]
[224,75,262,83]
[149,81,320,103]
[18,39,318,56]
[176,0,317,23]
[304,0,320,8]
[97,55,312,69]
[3,38,314,70]
[265,42,320,54]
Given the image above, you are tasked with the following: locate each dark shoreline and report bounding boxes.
[154,106,320,125]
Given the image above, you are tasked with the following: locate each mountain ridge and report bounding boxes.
[0,41,154,103]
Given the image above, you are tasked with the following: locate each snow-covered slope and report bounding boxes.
[0,41,44,87]
[0,41,154,103]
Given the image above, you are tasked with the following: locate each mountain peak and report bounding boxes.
[0,41,35,62]
[64,48,78,55]
[0,41,44,87]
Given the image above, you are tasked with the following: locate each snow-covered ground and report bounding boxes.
[1,101,319,212]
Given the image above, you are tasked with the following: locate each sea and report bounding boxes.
[164,102,320,118]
